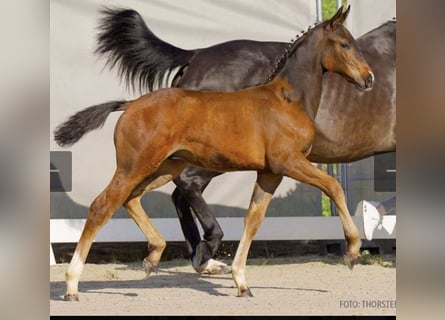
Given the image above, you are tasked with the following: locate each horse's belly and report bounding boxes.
[173,142,265,172]
[205,149,265,171]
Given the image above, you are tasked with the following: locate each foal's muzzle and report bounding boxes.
[364,71,375,90]
[355,71,374,91]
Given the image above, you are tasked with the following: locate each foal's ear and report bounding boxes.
[325,5,351,31]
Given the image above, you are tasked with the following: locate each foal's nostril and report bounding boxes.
[365,71,375,88]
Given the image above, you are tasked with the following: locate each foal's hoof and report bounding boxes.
[64,293,79,302]
[238,287,254,298]
[344,253,357,270]
[194,258,231,275]
[143,258,158,276]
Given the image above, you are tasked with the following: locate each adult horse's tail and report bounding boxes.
[96,7,195,93]
[54,101,129,147]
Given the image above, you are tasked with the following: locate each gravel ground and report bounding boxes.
[50,255,396,316]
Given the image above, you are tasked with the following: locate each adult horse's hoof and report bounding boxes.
[194,258,231,275]
[64,293,79,301]
[237,287,254,298]
[143,258,158,276]
[344,253,357,270]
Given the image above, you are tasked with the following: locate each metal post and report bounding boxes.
[337,0,343,9]
[341,163,349,209]
[327,164,337,216]
[316,0,323,23]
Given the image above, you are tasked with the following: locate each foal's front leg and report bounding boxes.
[231,172,282,297]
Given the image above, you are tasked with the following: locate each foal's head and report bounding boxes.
[317,6,374,91]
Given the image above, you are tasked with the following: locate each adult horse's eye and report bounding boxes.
[341,42,350,50]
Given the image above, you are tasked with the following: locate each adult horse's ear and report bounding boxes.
[325,5,351,31]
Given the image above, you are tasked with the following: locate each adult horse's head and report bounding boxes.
[319,6,374,91]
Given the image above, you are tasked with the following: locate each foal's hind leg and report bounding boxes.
[279,155,361,268]
[125,197,166,276]
[125,160,187,276]
[64,169,143,301]
[231,172,282,297]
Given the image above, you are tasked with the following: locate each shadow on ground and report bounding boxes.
[50,267,329,301]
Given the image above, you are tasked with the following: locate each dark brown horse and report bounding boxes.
[55,6,374,300]
[94,7,396,274]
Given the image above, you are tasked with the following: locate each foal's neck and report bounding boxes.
[272,36,324,120]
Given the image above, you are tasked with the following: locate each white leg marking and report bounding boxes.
[65,250,84,294]
[192,256,231,275]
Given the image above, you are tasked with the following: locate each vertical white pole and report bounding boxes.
[316,0,323,22]
[337,0,343,9]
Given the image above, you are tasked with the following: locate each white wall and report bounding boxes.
[347,0,396,37]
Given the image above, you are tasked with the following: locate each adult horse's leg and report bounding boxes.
[231,172,282,297]
[172,166,230,274]
[280,155,361,268]
[171,187,201,256]
[64,168,143,301]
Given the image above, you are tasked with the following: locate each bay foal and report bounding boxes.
[55,6,373,300]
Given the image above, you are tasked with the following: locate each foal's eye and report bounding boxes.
[340,42,350,50]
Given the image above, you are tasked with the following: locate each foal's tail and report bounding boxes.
[95,7,195,93]
[54,101,129,147]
